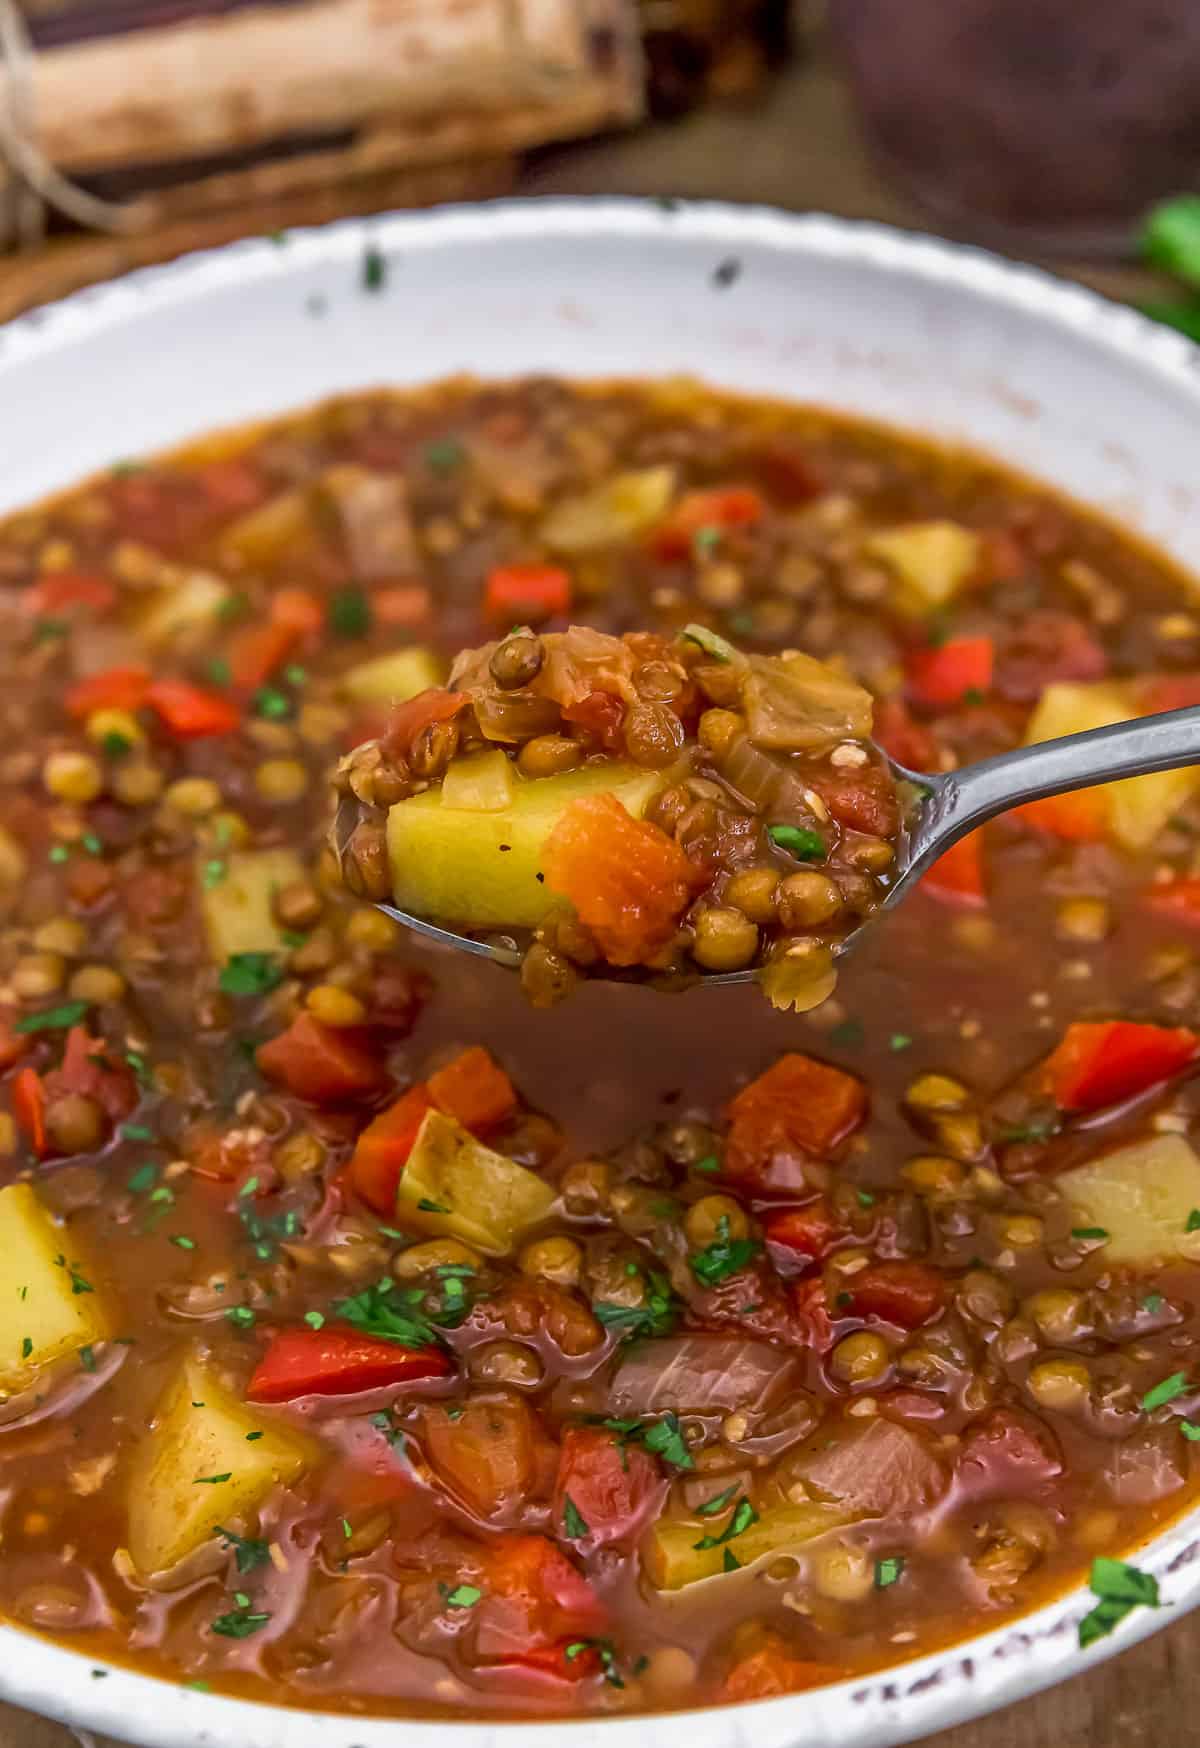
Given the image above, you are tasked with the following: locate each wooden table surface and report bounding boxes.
[0,35,1189,1748]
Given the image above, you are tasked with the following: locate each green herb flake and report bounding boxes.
[1187,1209,1200,1233]
[768,823,826,862]
[101,731,132,758]
[128,1164,158,1194]
[206,656,232,687]
[78,1344,96,1372]
[593,1268,679,1342]
[1182,1420,1200,1441]
[211,1604,271,1639]
[194,1472,233,1486]
[215,1526,271,1573]
[219,952,284,997]
[225,1305,257,1329]
[440,1583,482,1610]
[424,437,465,475]
[21,1337,32,1359]
[1142,1371,1189,1412]
[1142,194,1200,286]
[334,1278,437,1348]
[722,1547,741,1572]
[694,1155,721,1174]
[828,1017,865,1048]
[33,617,69,643]
[1078,1556,1160,1649]
[362,243,387,292]
[14,1000,89,1035]
[328,584,372,639]
[283,664,307,688]
[639,1411,694,1471]
[690,1214,763,1288]
[304,1310,326,1330]
[417,1197,449,1214]
[121,1123,154,1142]
[889,1033,913,1052]
[253,686,291,720]
[1071,1227,1110,1243]
[875,1556,904,1589]
[695,1483,740,1518]
[693,1495,758,1551]
[562,1494,590,1540]
[48,845,70,864]
[170,1234,197,1251]
[1143,1293,1165,1315]
[856,1188,876,1208]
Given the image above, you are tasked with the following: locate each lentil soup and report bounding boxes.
[3,376,1200,1720]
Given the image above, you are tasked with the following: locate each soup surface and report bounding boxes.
[3,377,1200,1720]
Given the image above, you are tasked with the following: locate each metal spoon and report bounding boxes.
[365,706,1200,986]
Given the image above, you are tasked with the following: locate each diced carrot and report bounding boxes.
[649,485,765,561]
[0,1013,30,1072]
[270,587,325,636]
[763,1198,842,1265]
[541,792,700,966]
[247,1327,451,1403]
[11,1067,47,1157]
[873,695,938,772]
[1144,877,1200,927]
[372,585,432,626]
[21,571,117,616]
[65,666,151,719]
[1040,1020,1199,1113]
[1012,790,1108,842]
[725,1053,867,1181]
[421,1398,539,1520]
[484,564,571,622]
[922,830,986,909]
[840,1261,948,1328]
[380,688,469,762]
[428,1047,517,1134]
[348,1083,432,1213]
[721,1634,841,1702]
[257,1013,386,1103]
[145,679,240,738]
[43,1026,136,1123]
[227,620,297,691]
[550,1427,660,1549]
[906,636,994,708]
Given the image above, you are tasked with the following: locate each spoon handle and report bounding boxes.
[907,704,1200,875]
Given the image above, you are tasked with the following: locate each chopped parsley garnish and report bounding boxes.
[304,1311,326,1330]
[693,1495,757,1550]
[857,1188,876,1207]
[768,823,826,861]
[128,1164,158,1194]
[170,1234,196,1251]
[694,1155,721,1174]
[225,1305,257,1329]
[207,656,232,687]
[238,1201,301,1262]
[1183,1421,1200,1441]
[121,1123,154,1142]
[253,686,291,720]
[562,1494,590,1540]
[695,1483,740,1517]
[1071,1227,1109,1242]
[996,1119,1056,1144]
[102,731,131,757]
[219,952,284,996]
[592,1268,679,1341]
[875,1556,904,1589]
[889,1033,913,1052]
[328,584,372,639]
[439,1583,482,1610]
[417,1197,449,1214]
[1187,1209,1200,1233]
[215,1527,271,1573]
[595,1411,694,1472]
[211,1602,271,1639]
[194,1472,232,1485]
[14,1000,89,1034]
[333,1278,438,1348]
[690,1215,763,1288]
[425,436,465,474]
[1143,1293,1165,1315]
[828,1017,865,1048]
[1142,1371,1188,1412]
[21,1337,32,1359]
[54,1256,94,1296]
[1078,1556,1159,1648]
[564,1637,625,1688]
[362,243,387,292]
[369,1409,406,1449]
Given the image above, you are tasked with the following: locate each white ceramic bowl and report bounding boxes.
[3,198,1200,1748]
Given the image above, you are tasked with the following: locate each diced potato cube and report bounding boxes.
[1059,1134,1200,1267]
[0,1183,113,1395]
[864,520,981,613]
[387,761,665,929]
[127,1353,319,1576]
[201,848,306,960]
[220,487,310,568]
[339,646,443,706]
[440,750,515,812]
[541,467,676,553]
[1024,682,1200,852]
[140,570,231,643]
[397,1109,555,1255]
[645,1502,851,1590]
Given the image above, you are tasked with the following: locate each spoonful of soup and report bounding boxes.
[330,623,1200,1010]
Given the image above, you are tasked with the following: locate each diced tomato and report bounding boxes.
[256,1013,386,1104]
[11,1067,47,1157]
[541,792,701,966]
[1013,790,1108,841]
[144,679,240,738]
[994,609,1107,703]
[764,1198,842,1267]
[227,620,298,691]
[649,485,765,561]
[725,1053,867,1182]
[1040,1020,1199,1112]
[21,571,117,616]
[840,1261,948,1329]
[907,636,994,709]
[246,1326,451,1403]
[922,830,986,909]
[873,695,938,772]
[187,1120,273,1186]
[0,1014,30,1072]
[484,564,571,622]
[1138,673,1200,716]
[1144,877,1200,928]
[745,438,824,505]
[956,1408,1063,1498]
[791,1275,836,1350]
[421,1397,541,1521]
[269,587,325,636]
[561,688,625,750]
[65,666,151,719]
[348,1083,432,1213]
[380,688,469,763]
[428,1047,517,1134]
[194,457,270,515]
[551,1427,660,1548]
[721,1634,841,1702]
[809,763,899,837]
[475,1533,606,1661]
[43,1026,136,1123]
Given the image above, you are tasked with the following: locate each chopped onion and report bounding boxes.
[742,652,873,752]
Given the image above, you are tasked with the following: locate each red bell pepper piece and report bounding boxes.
[907,636,993,708]
[725,1053,867,1181]
[764,1198,842,1266]
[144,678,240,738]
[246,1326,451,1403]
[921,830,986,909]
[11,1067,47,1157]
[427,1047,517,1134]
[256,1013,386,1104]
[484,564,571,622]
[380,688,469,763]
[839,1261,948,1329]
[22,571,117,616]
[227,620,298,691]
[349,1083,433,1213]
[1041,1020,1199,1112]
[1013,790,1107,842]
[649,484,765,561]
[1144,877,1200,927]
[65,666,151,719]
[550,1427,660,1548]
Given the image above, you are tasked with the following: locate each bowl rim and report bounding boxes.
[3,194,1200,1748]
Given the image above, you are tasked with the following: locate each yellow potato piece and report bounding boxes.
[1060,1133,1200,1267]
[645,1501,852,1590]
[440,749,515,812]
[864,520,981,613]
[127,1354,319,1577]
[0,1183,114,1396]
[140,570,231,643]
[201,847,306,960]
[387,761,665,930]
[339,646,443,705]
[541,467,676,553]
[397,1108,555,1256]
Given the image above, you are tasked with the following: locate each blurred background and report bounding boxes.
[2,0,1199,321]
